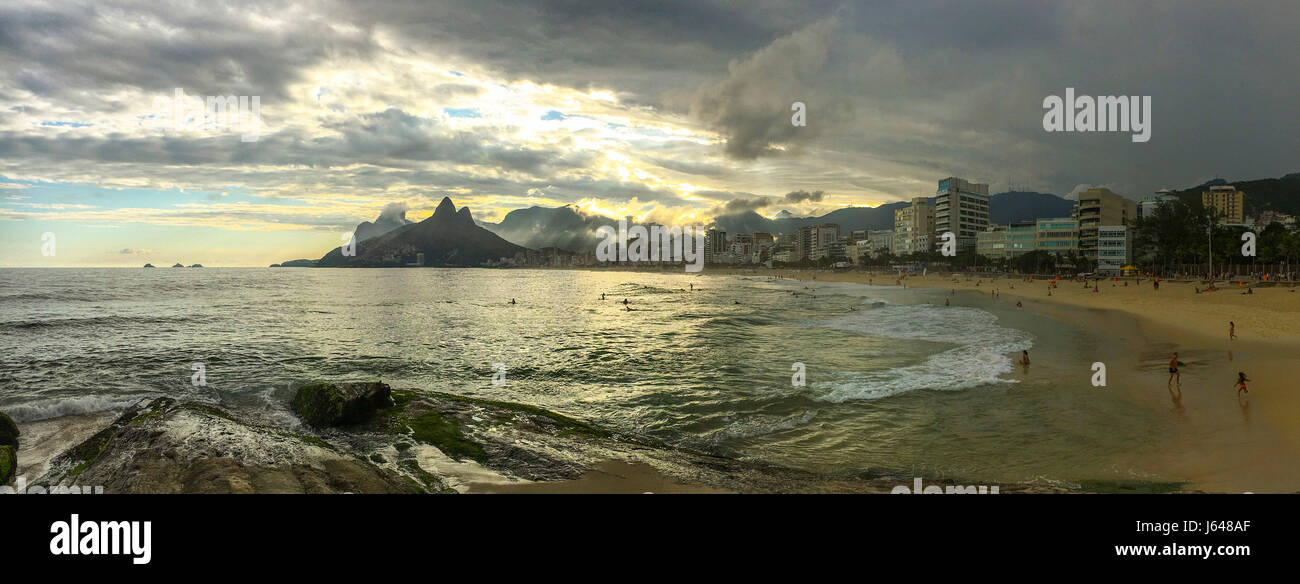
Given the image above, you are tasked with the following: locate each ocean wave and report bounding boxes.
[812,305,1033,401]
[0,315,190,330]
[711,410,818,442]
[2,395,146,422]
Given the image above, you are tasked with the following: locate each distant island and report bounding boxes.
[270,259,317,268]
[171,263,184,268]
[143,263,155,268]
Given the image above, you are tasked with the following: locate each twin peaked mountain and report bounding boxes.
[314,197,527,267]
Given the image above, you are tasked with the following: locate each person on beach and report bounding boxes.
[1234,372,1251,396]
[1168,353,1181,388]
[623,298,629,306]
[945,298,950,306]
[1018,350,1030,366]
[601,293,606,300]
[509,298,516,304]
[1016,301,1023,308]
[1229,321,1236,340]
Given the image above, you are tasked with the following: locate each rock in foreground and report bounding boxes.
[36,398,417,494]
[292,382,393,427]
[0,445,14,485]
[0,410,18,448]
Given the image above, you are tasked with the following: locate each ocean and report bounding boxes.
[0,267,1192,487]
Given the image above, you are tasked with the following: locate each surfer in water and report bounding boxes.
[509,298,516,305]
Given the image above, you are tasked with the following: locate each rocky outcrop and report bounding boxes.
[0,446,14,485]
[291,382,393,427]
[36,398,418,494]
[32,384,1088,494]
[0,411,18,448]
[0,410,16,485]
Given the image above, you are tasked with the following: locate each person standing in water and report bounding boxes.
[1229,321,1236,340]
[1168,352,1181,388]
[1234,372,1251,396]
[1018,350,1030,366]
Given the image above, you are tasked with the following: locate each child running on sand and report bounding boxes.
[1234,372,1251,396]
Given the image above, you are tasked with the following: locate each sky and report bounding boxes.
[1,0,1297,266]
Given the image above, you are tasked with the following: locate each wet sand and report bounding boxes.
[14,412,117,481]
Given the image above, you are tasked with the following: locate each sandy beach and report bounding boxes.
[711,267,1300,492]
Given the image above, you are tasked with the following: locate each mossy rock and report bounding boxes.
[0,445,14,485]
[405,411,486,462]
[0,411,18,449]
[292,382,393,427]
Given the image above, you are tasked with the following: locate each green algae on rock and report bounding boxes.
[292,382,393,427]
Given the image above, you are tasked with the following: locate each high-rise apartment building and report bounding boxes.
[1097,225,1132,274]
[935,177,990,253]
[704,229,727,264]
[1202,185,1245,224]
[1075,188,1137,262]
[893,197,935,255]
[808,224,841,260]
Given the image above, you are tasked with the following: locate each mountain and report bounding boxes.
[1169,172,1300,216]
[478,205,611,252]
[988,191,1075,223]
[314,197,530,267]
[353,203,414,242]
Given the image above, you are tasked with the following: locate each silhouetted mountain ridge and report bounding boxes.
[314,197,528,267]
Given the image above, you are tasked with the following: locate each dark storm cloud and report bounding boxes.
[0,0,377,105]
[0,107,595,174]
[688,18,841,159]
[1,0,1297,207]
[783,189,824,203]
[710,196,772,215]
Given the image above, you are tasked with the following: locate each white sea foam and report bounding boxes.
[3,395,144,422]
[813,304,1033,402]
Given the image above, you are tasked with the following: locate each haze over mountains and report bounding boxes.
[478,191,1075,252]
[279,172,1299,265]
